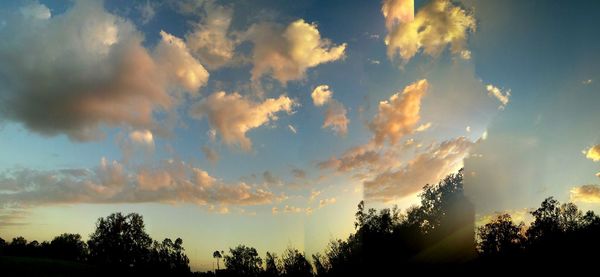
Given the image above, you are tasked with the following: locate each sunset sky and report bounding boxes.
[1,0,599,271]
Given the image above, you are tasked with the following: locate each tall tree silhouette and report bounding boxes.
[213,250,223,271]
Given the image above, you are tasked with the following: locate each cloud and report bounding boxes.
[0,209,29,227]
[185,1,237,69]
[311,85,349,136]
[288,124,297,134]
[272,205,314,215]
[318,197,337,208]
[189,91,295,151]
[364,137,473,202]
[19,2,51,19]
[309,190,321,201]
[243,19,346,84]
[476,208,533,227]
[0,158,283,208]
[284,205,303,213]
[323,101,349,136]
[460,50,472,60]
[369,79,428,145]
[117,129,155,163]
[415,122,432,132]
[368,59,381,64]
[292,168,307,179]
[129,130,154,146]
[311,85,333,106]
[585,145,600,162]
[582,79,593,85]
[382,0,415,28]
[570,185,600,204]
[154,30,210,93]
[0,1,208,141]
[318,141,406,176]
[137,0,157,24]
[486,84,511,109]
[202,146,219,164]
[384,0,475,63]
[263,171,281,186]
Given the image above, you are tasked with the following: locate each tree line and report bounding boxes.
[2,169,600,275]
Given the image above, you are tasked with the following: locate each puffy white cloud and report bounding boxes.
[185,1,237,69]
[0,1,208,141]
[486,84,511,110]
[384,0,475,63]
[0,158,282,208]
[364,137,473,202]
[190,91,295,151]
[570,185,600,203]
[311,85,333,106]
[369,79,428,145]
[243,19,346,84]
[585,145,600,162]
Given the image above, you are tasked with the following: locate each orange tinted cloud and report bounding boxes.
[190,91,295,151]
[570,185,600,203]
[369,79,428,145]
[585,145,600,162]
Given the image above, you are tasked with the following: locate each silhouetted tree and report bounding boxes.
[48,233,87,261]
[264,251,281,277]
[477,214,525,256]
[311,253,328,277]
[0,237,6,255]
[214,250,223,271]
[87,212,152,268]
[7,236,28,256]
[224,245,263,277]
[149,237,190,274]
[281,247,312,277]
[527,197,585,241]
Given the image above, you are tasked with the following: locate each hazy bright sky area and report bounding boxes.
[1,0,599,271]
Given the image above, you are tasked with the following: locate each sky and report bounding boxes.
[1,0,599,271]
